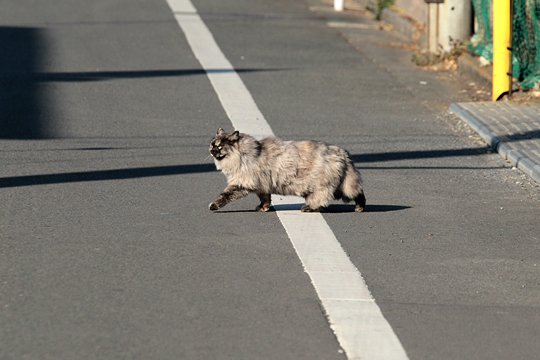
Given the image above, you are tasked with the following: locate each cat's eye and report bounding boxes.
[217,146,223,150]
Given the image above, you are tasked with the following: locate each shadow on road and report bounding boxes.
[350,147,491,163]
[215,203,410,213]
[0,144,508,188]
[25,68,285,82]
[0,25,285,138]
[0,26,54,139]
[269,203,410,213]
[503,129,540,142]
[0,163,216,188]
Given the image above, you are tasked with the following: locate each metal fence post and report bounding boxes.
[492,0,512,100]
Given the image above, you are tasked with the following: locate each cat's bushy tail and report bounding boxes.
[340,160,366,212]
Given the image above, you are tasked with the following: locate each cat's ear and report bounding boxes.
[229,131,240,142]
[217,127,225,135]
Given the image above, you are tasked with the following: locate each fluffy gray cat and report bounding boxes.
[208,128,366,212]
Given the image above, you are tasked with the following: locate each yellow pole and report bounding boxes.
[492,0,512,101]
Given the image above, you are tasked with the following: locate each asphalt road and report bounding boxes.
[1,0,539,359]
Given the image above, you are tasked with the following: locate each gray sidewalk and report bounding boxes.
[450,102,540,183]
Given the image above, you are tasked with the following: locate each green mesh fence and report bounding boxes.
[469,0,540,90]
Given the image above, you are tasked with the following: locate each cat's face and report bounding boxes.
[209,128,240,161]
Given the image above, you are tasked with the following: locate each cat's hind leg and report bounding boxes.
[300,204,319,212]
[256,193,272,212]
[209,185,249,211]
[301,189,333,212]
[354,191,366,212]
[340,161,366,212]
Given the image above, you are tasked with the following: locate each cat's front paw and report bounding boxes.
[256,203,271,212]
[209,202,219,211]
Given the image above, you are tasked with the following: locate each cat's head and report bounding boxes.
[209,128,241,161]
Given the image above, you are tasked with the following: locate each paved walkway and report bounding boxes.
[450,102,540,183]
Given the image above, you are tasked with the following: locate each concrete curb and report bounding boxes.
[449,103,540,184]
[448,103,500,147]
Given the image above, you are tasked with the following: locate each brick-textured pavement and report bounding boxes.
[450,102,540,183]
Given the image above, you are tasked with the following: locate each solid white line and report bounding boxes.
[273,198,408,360]
[166,1,409,359]
[166,0,272,139]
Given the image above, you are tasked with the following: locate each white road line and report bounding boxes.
[166,0,273,139]
[166,1,409,358]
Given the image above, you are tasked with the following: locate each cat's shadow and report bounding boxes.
[215,204,411,213]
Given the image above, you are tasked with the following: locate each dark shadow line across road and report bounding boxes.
[1,68,286,82]
[501,129,540,142]
[349,146,491,163]
[0,146,505,188]
[0,163,215,188]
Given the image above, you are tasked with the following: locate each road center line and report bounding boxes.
[166,1,409,358]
